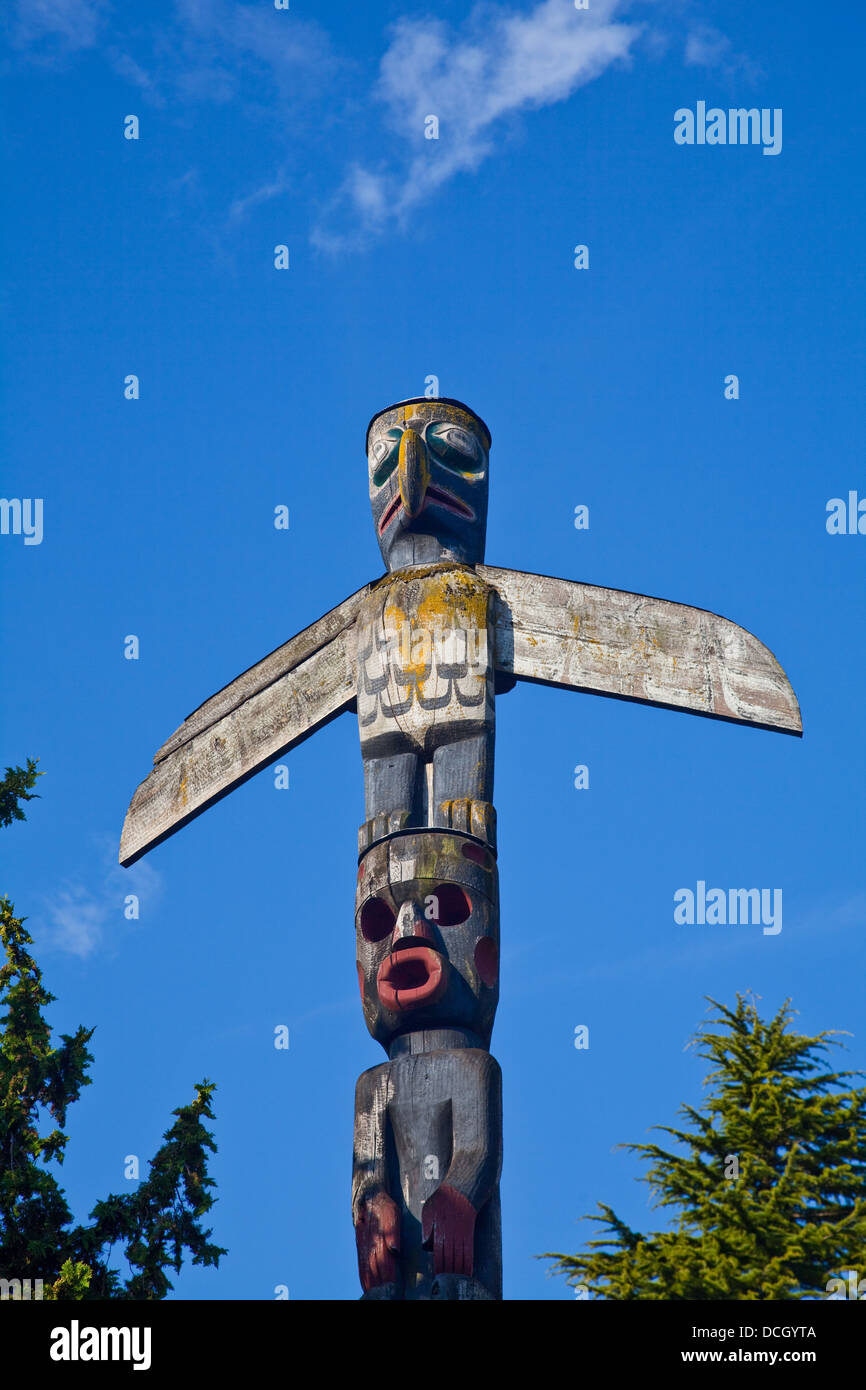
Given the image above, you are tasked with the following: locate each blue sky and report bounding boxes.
[1,0,864,1300]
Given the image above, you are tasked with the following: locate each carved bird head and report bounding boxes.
[366,398,491,571]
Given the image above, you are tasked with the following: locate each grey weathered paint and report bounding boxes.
[479,564,801,735]
[120,567,799,866]
[119,397,801,1302]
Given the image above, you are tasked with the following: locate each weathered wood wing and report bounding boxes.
[477,565,801,735]
[119,586,369,865]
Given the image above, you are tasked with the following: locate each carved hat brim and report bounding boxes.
[366,398,492,451]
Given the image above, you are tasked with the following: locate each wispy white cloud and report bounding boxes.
[7,0,108,52]
[313,0,644,250]
[7,0,756,254]
[684,23,761,82]
[106,46,167,106]
[5,0,335,245]
[37,835,163,959]
[8,0,336,106]
[46,886,108,958]
[227,173,291,227]
[155,0,337,108]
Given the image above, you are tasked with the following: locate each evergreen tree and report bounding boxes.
[0,758,42,828]
[544,994,866,1299]
[0,760,227,1298]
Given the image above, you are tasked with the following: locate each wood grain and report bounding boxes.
[477,565,802,735]
[120,563,801,866]
[353,1047,502,1299]
[154,583,370,763]
[119,624,359,865]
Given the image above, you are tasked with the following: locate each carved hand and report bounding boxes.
[355,1192,401,1292]
[421,1183,476,1276]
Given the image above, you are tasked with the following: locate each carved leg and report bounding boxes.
[419,1049,502,1300]
[432,733,496,849]
[359,751,418,854]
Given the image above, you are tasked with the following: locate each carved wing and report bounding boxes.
[477,565,801,736]
[119,584,370,865]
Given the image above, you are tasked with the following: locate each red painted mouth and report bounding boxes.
[426,485,474,521]
[379,492,403,535]
[378,487,475,536]
[376,946,447,1012]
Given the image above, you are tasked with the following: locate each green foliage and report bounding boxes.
[0,758,42,829]
[82,1082,226,1300]
[0,893,94,1279]
[0,760,227,1298]
[544,995,866,1299]
[44,1259,92,1300]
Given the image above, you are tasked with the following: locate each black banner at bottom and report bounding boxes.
[2,1297,857,1376]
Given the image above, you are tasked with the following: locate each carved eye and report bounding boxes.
[426,424,483,473]
[360,896,396,943]
[426,883,472,926]
[370,430,403,487]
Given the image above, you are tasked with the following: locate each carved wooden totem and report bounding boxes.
[120,395,801,1301]
[353,401,501,1298]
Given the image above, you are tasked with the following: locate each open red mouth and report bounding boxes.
[378,487,475,536]
[376,946,447,1012]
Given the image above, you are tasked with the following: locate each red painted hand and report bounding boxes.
[355,1192,401,1292]
[421,1183,476,1277]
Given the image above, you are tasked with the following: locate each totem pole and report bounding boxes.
[120,396,801,1300]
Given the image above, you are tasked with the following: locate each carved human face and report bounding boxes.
[366,399,490,571]
[355,832,499,1048]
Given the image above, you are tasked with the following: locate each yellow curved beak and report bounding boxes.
[398,428,430,520]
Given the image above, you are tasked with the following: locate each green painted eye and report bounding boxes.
[370,429,403,487]
[427,423,484,472]
[373,457,397,487]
